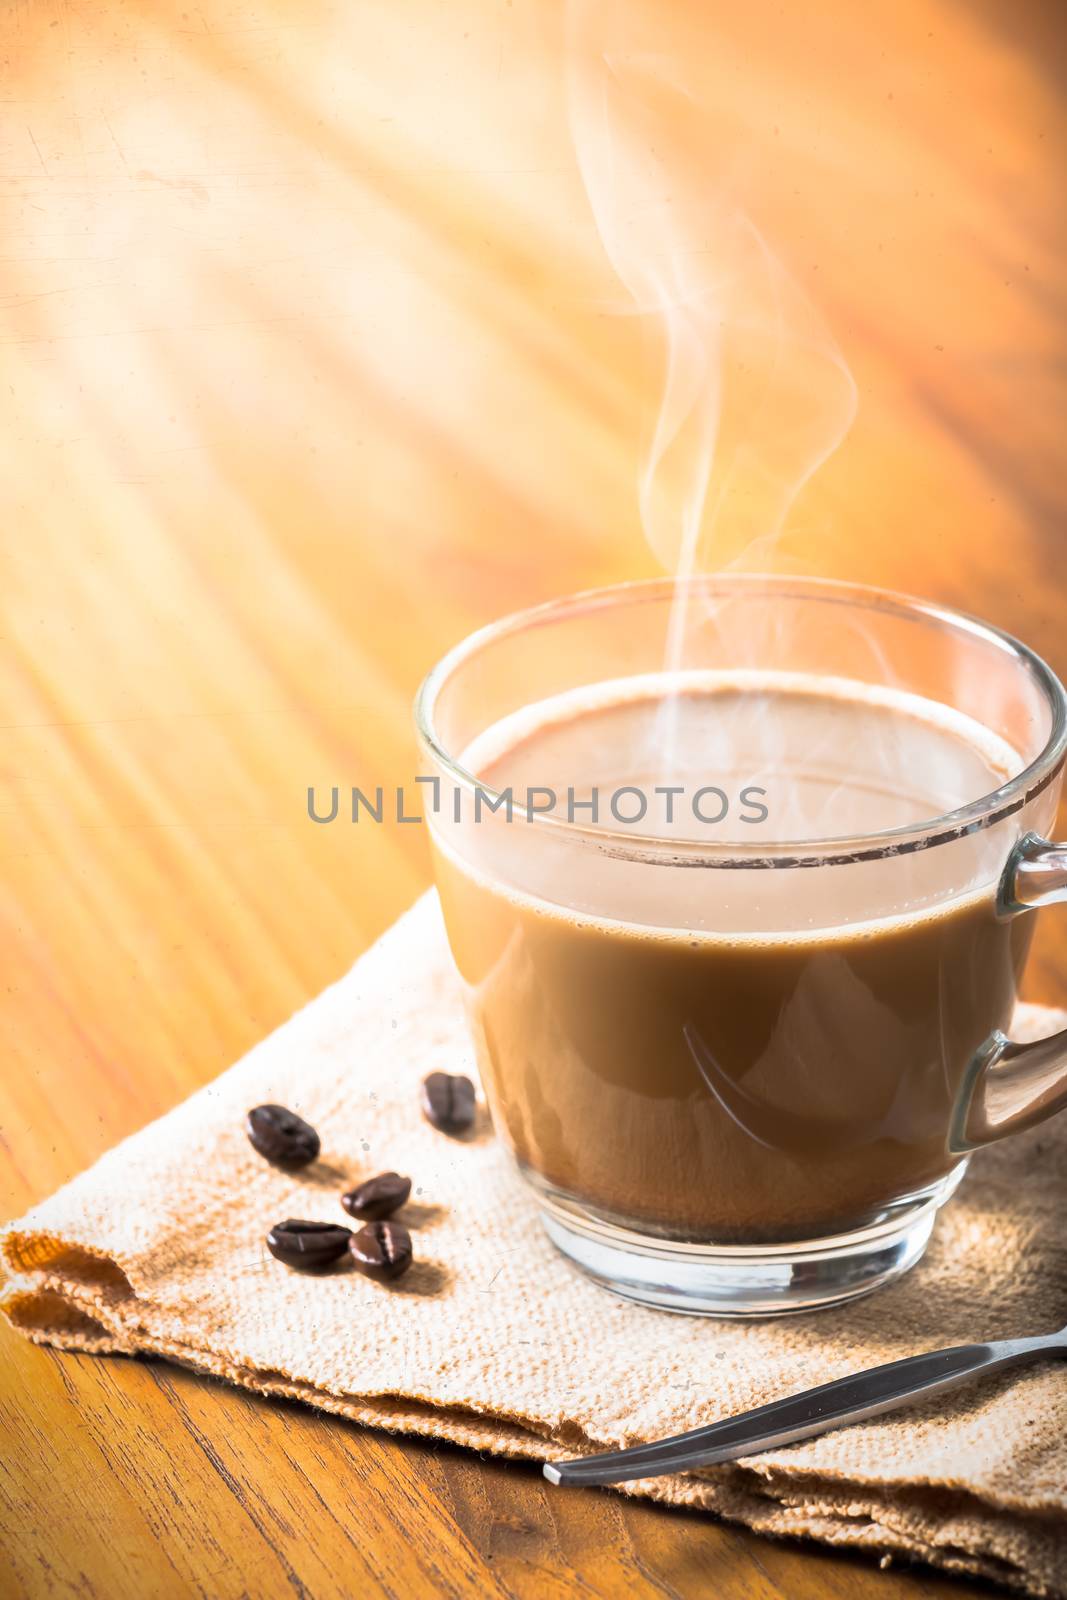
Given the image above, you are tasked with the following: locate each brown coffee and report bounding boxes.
[433,681,1031,1242]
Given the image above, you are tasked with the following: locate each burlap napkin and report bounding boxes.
[4,895,1066,1596]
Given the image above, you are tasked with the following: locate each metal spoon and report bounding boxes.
[543,1323,1067,1488]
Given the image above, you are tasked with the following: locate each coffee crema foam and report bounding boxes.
[438,672,1024,949]
[463,671,1021,835]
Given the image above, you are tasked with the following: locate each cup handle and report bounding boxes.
[950,833,1067,1153]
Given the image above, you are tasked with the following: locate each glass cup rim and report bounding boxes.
[413,575,1067,869]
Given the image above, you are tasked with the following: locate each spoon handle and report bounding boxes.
[544,1334,1058,1488]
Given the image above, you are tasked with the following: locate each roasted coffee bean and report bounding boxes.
[421,1071,476,1134]
[341,1172,412,1222]
[349,1220,413,1281]
[266,1218,351,1270]
[246,1103,320,1168]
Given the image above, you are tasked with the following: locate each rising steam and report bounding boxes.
[566,4,857,584]
[565,3,860,791]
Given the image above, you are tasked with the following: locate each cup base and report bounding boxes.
[537,1167,966,1317]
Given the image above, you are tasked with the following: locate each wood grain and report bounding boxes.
[1,0,1064,1595]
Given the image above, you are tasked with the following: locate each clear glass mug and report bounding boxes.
[415,577,1067,1315]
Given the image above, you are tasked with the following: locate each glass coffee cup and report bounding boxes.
[415,576,1067,1314]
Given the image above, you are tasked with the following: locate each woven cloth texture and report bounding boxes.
[4,894,1066,1596]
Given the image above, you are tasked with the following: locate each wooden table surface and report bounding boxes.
[2,1,1065,1595]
